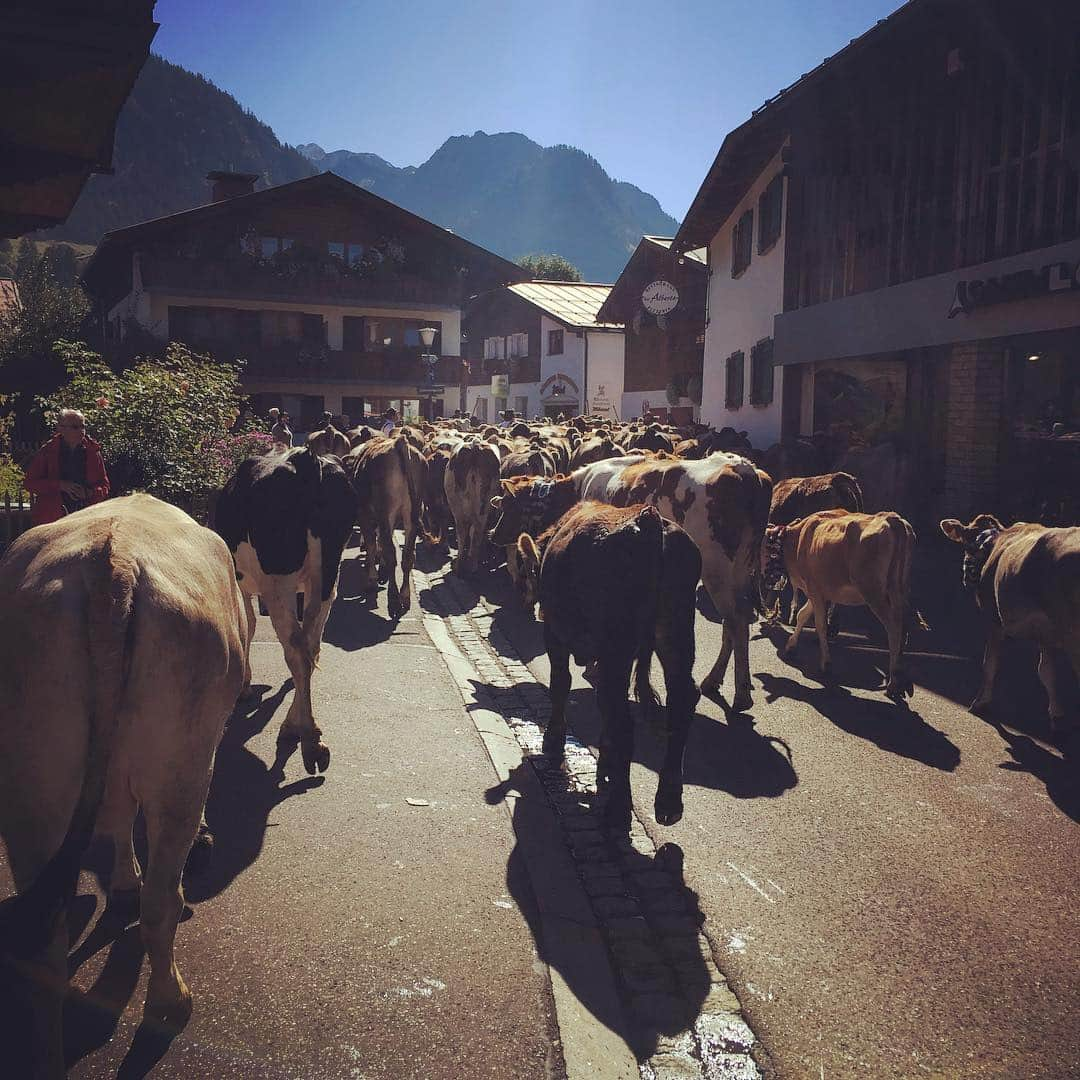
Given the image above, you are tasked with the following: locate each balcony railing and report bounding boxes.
[141,256,461,308]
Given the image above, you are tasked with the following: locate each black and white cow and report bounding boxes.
[215,446,357,773]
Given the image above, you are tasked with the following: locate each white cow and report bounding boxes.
[0,494,250,1076]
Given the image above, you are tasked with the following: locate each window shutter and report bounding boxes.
[750,338,774,405]
[725,350,745,409]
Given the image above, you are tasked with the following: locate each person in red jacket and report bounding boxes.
[24,408,110,526]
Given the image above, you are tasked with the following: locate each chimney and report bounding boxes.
[206,170,259,203]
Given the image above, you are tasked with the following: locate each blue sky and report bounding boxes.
[152,0,900,220]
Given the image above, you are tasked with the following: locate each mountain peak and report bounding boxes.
[297,142,326,161]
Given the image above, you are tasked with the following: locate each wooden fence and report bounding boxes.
[1,490,32,549]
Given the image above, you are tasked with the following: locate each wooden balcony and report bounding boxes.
[141,256,462,309]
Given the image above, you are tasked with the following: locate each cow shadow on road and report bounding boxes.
[184,681,325,904]
[755,671,961,772]
[993,723,1080,824]
[486,762,713,1062]
[322,558,399,650]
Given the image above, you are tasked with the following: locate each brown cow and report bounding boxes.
[306,423,351,458]
[516,501,701,831]
[345,435,426,617]
[767,472,865,625]
[940,515,1080,734]
[763,508,922,699]
[445,441,502,574]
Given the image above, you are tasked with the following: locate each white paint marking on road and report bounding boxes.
[493,899,513,910]
[728,934,748,954]
[726,862,778,904]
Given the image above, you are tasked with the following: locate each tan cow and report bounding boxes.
[0,495,250,1074]
[345,434,426,618]
[306,422,351,458]
[445,441,501,574]
[763,508,922,699]
[940,515,1080,733]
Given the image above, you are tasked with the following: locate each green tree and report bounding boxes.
[517,253,583,282]
[39,243,78,289]
[14,237,38,281]
[0,239,16,279]
[0,259,90,400]
[47,341,256,509]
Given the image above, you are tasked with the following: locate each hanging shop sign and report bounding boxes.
[491,373,509,397]
[642,279,679,316]
[948,259,1080,318]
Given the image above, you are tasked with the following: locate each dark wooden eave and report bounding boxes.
[596,236,706,323]
[0,1,158,238]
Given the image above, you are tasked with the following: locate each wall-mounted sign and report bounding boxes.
[591,383,612,415]
[642,279,679,316]
[948,259,1080,318]
[541,372,579,399]
[491,373,509,397]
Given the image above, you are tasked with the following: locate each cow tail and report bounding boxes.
[396,437,423,539]
[890,519,929,636]
[3,540,137,959]
[633,506,664,721]
[836,472,865,513]
[749,469,775,618]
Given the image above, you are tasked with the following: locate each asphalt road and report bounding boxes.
[462,539,1080,1080]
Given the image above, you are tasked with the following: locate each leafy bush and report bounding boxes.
[0,457,25,501]
[46,340,258,506]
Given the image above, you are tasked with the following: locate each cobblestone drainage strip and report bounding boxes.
[417,564,764,1080]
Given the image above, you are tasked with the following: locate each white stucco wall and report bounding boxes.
[622,388,669,419]
[701,146,787,448]
[586,331,625,421]
[539,315,584,414]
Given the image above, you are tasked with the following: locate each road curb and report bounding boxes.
[415,564,765,1080]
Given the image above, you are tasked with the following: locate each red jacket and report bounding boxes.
[24,433,110,526]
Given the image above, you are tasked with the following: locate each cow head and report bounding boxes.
[488,474,575,547]
[940,514,1004,590]
[761,524,788,593]
[507,533,542,610]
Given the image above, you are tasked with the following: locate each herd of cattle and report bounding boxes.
[1,412,1077,1074]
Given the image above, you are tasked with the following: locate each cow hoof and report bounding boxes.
[654,786,683,826]
[301,738,331,775]
[145,982,193,1031]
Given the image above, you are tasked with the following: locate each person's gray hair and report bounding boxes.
[58,408,85,426]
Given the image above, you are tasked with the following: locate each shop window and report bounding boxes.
[757,174,784,254]
[731,211,753,277]
[548,328,564,355]
[725,350,745,409]
[750,338,775,406]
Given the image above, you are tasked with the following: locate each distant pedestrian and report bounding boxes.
[381,407,397,436]
[270,408,292,450]
[24,408,110,526]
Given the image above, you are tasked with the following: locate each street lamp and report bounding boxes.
[418,327,439,418]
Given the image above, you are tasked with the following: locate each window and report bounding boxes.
[260,236,278,259]
[749,337,775,406]
[508,332,528,357]
[548,328,564,355]
[363,317,441,351]
[514,395,529,416]
[347,242,365,266]
[757,174,784,254]
[328,241,345,260]
[484,336,505,361]
[725,350,745,409]
[731,210,753,277]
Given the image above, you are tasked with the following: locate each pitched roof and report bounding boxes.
[507,281,622,330]
[83,171,527,294]
[596,235,706,324]
[674,0,924,250]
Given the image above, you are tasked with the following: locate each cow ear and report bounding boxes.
[500,479,516,494]
[490,495,503,513]
[939,519,964,543]
[517,533,540,569]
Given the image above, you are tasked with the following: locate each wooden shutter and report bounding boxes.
[750,338,775,405]
[725,350,745,408]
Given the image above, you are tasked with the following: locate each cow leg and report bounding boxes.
[97,785,142,920]
[788,586,802,627]
[238,591,258,699]
[543,630,572,762]
[266,593,329,774]
[359,519,379,595]
[654,627,699,828]
[597,658,634,834]
[729,614,753,710]
[397,519,418,615]
[379,522,401,617]
[785,599,815,655]
[808,593,832,676]
[1037,648,1067,733]
[869,597,908,699]
[971,625,1003,716]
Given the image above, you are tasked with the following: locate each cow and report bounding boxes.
[514,502,701,831]
[0,495,250,1073]
[766,472,865,626]
[445,441,502,574]
[345,434,426,618]
[215,445,356,773]
[940,515,1080,734]
[763,508,922,699]
[422,446,454,549]
[306,422,351,458]
[569,435,626,468]
[490,453,773,710]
